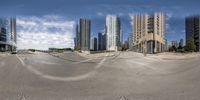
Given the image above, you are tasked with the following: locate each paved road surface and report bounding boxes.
[0,51,200,100]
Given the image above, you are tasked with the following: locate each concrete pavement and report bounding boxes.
[0,51,200,100]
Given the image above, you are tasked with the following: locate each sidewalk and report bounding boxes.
[147,52,200,60]
[75,51,110,59]
[0,52,10,58]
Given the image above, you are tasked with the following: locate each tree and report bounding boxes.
[177,45,183,49]
[185,37,196,52]
[169,45,177,52]
[172,45,177,52]
[177,45,184,52]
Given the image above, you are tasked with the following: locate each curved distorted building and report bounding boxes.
[0,17,17,52]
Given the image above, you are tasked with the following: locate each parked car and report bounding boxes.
[11,51,17,54]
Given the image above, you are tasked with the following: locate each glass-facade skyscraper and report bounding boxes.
[98,32,106,51]
[185,16,200,51]
[74,19,91,52]
[0,17,17,51]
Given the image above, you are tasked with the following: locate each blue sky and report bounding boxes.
[0,0,200,50]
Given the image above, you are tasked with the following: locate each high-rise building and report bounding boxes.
[164,39,168,51]
[74,37,77,49]
[80,19,91,51]
[179,39,184,47]
[10,18,17,51]
[129,32,133,50]
[74,19,91,52]
[74,24,80,50]
[130,12,166,54]
[185,16,200,51]
[0,18,7,51]
[105,15,122,51]
[98,32,106,51]
[0,18,17,52]
[91,37,97,51]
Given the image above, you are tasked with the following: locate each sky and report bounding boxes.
[0,0,200,50]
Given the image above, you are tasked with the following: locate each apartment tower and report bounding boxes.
[74,19,91,52]
[131,12,166,54]
[105,15,122,51]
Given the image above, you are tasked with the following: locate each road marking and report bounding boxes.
[40,61,59,65]
[95,58,106,69]
[16,55,25,66]
[26,64,96,81]
[16,54,106,82]
[127,60,149,66]
[72,57,102,64]
[119,96,128,100]
[18,95,28,100]
[72,58,93,64]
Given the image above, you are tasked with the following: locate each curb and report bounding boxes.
[162,57,197,60]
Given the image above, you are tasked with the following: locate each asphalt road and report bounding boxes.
[0,51,200,100]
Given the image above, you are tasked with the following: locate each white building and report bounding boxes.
[105,15,122,51]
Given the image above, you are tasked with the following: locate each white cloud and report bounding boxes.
[97,12,104,16]
[117,12,124,16]
[166,13,173,21]
[128,13,134,26]
[97,12,125,17]
[17,15,75,50]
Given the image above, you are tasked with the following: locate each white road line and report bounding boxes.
[16,54,106,82]
[40,61,59,65]
[16,54,25,66]
[144,57,162,62]
[127,60,149,66]
[72,58,93,64]
[72,57,102,64]
[95,58,106,69]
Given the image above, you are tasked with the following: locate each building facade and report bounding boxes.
[105,15,122,51]
[130,12,166,54]
[185,16,200,51]
[74,19,91,52]
[179,39,184,47]
[0,18,17,52]
[98,32,106,51]
[10,18,17,51]
[91,37,97,51]
[164,39,168,51]
[74,24,80,50]
[129,32,133,50]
